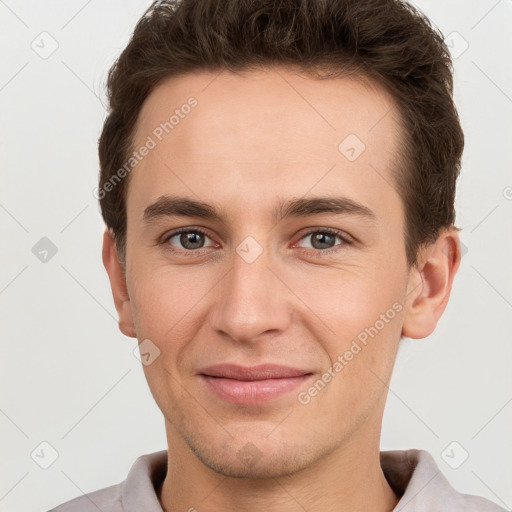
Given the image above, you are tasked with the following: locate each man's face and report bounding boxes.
[122,67,413,477]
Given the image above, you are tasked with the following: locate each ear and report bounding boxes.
[402,227,461,339]
[102,228,136,338]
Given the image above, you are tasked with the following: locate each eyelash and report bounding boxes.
[160,227,353,257]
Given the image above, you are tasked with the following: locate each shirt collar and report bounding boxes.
[121,449,167,511]
[120,448,494,511]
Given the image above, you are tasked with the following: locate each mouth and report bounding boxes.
[198,363,314,405]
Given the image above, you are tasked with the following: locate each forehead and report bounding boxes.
[127,66,403,224]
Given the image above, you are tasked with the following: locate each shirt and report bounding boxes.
[47,448,507,511]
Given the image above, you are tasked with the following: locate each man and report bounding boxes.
[49,0,505,510]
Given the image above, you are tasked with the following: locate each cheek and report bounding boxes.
[127,262,214,341]
[284,257,406,395]
[284,257,405,338]
[130,267,210,410]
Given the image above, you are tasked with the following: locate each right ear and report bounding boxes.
[102,228,136,338]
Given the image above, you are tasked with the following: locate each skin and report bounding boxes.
[103,66,461,512]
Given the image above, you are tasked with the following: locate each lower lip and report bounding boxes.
[200,374,313,405]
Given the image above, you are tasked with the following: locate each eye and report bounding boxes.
[160,226,353,257]
[295,228,352,254]
[162,227,216,252]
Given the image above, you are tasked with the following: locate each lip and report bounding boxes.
[198,364,314,405]
[199,363,311,380]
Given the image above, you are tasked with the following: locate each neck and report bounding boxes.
[158,416,399,512]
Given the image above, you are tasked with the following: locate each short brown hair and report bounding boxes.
[98,0,464,269]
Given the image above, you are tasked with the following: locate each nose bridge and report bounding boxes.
[210,237,291,342]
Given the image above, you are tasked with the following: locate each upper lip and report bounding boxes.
[199,364,312,381]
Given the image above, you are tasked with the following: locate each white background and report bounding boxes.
[1,1,511,511]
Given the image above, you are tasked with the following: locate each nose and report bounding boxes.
[208,239,292,344]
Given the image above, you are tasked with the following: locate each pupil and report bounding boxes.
[312,232,334,250]
[181,232,204,249]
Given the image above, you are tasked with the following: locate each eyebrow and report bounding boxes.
[142,195,377,225]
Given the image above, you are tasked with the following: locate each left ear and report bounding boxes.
[402,227,461,340]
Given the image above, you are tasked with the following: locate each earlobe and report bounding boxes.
[402,228,461,340]
[102,228,137,338]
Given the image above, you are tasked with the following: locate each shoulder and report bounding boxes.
[381,449,507,511]
[46,482,123,512]
[45,450,167,512]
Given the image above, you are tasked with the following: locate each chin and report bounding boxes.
[186,431,323,479]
